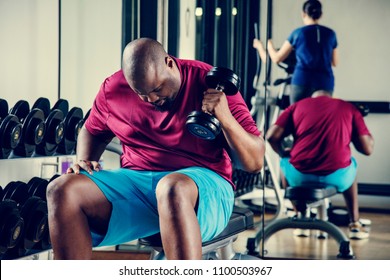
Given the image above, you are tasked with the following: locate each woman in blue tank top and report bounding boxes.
[253,0,338,104]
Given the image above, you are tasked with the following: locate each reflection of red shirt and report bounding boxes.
[85,57,261,187]
[275,95,371,175]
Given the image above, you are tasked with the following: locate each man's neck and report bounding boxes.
[312,90,332,98]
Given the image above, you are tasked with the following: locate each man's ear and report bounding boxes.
[165,56,174,69]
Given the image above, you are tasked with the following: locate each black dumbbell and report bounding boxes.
[0,99,23,159]
[0,199,25,259]
[9,100,46,157]
[33,98,65,156]
[56,106,84,155]
[27,175,60,251]
[2,181,48,256]
[0,186,25,259]
[72,108,90,155]
[27,177,49,201]
[355,103,370,117]
[185,67,240,140]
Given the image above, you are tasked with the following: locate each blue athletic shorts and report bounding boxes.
[280,157,357,193]
[80,167,235,247]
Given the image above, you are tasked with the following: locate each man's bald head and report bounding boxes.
[121,38,181,112]
[122,38,168,88]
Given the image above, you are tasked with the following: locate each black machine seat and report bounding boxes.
[285,185,337,202]
[285,185,337,213]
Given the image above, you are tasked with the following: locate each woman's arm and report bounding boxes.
[267,40,293,64]
[331,48,338,67]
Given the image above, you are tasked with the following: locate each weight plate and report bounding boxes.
[45,109,65,145]
[20,196,48,244]
[32,97,51,118]
[64,107,84,141]
[186,112,221,140]
[2,181,30,208]
[9,100,30,123]
[27,177,45,197]
[23,108,46,145]
[0,200,24,252]
[0,115,22,149]
[52,99,69,117]
[84,108,91,121]
[29,178,48,201]
[39,226,51,250]
[186,111,221,128]
[328,207,349,226]
[205,67,240,96]
[0,99,8,120]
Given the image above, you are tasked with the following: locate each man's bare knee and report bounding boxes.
[47,175,74,203]
[47,174,111,235]
[156,174,198,209]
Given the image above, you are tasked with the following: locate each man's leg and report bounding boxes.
[46,174,112,259]
[342,179,359,223]
[342,179,371,239]
[156,173,202,260]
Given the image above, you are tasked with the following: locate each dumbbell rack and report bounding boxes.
[0,176,59,260]
[0,97,89,260]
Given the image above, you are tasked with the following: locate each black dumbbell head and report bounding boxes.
[20,196,48,245]
[186,111,221,140]
[9,100,30,123]
[2,181,30,208]
[84,108,91,122]
[45,109,65,145]
[0,99,22,157]
[0,115,22,149]
[0,200,24,253]
[52,99,69,117]
[185,67,240,140]
[205,67,240,95]
[0,99,9,120]
[357,104,369,117]
[27,177,48,201]
[64,107,84,141]
[23,108,46,145]
[32,97,51,118]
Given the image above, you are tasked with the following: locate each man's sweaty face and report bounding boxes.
[134,70,178,112]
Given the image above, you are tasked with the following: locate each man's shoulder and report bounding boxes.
[102,70,128,91]
[92,70,132,102]
[106,69,125,82]
[175,57,212,72]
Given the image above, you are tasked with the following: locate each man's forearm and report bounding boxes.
[221,116,265,173]
[76,126,112,161]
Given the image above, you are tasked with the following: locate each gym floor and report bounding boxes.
[232,208,390,260]
[21,203,387,261]
[87,206,390,261]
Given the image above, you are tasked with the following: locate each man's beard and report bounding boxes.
[153,98,174,112]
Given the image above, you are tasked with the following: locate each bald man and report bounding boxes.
[47,38,265,260]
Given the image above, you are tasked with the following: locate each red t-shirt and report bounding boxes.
[85,57,261,187]
[275,95,371,175]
